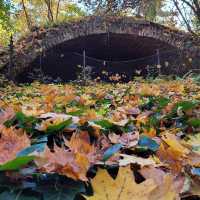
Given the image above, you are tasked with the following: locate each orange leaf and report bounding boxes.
[0,107,15,125]
[0,126,30,165]
[36,132,95,181]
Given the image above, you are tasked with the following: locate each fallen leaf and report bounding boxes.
[108,131,139,148]
[140,166,182,200]
[0,107,15,124]
[84,166,156,200]
[36,132,95,181]
[0,126,30,165]
[161,132,190,157]
[119,154,156,167]
[35,146,89,181]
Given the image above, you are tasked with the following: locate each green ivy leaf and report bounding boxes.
[188,118,200,128]
[0,156,34,171]
[173,101,197,112]
[46,118,72,134]
[138,135,159,152]
[93,119,114,129]
[102,144,123,162]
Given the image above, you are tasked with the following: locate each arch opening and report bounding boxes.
[16,33,180,83]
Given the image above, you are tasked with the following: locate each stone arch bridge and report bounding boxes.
[0,16,200,81]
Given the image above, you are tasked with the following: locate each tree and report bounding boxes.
[80,0,165,21]
[171,0,200,33]
[21,0,32,30]
[0,0,85,46]
[0,0,13,46]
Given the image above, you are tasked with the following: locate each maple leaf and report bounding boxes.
[35,146,90,181]
[0,126,30,165]
[0,107,15,125]
[140,166,183,200]
[65,131,95,158]
[35,132,95,181]
[157,132,191,172]
[84,166,157,200]
[161,132,190,157]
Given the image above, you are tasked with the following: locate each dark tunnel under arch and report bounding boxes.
[16,33,181,82]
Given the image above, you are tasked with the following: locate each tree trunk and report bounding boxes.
[44,0,54,22]
[172,0,194,34]
[56,0,61,21]
[21,0,32,30]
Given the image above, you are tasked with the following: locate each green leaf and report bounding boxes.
[102,144,123,162]
[68,109,84,116]
[188,118,200,128]
[3,117,16,128]
[0,156,34,171]
[156,97,170,109]
[13,112,39,133]
[138,135,159,152]
[173,101,197,112]
[93,119,114,129]
[46,118,72,134]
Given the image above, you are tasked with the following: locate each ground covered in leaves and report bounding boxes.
[0,78,200,200]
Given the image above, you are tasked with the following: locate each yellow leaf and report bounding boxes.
[161,132,190,157]
[84,166,156,200]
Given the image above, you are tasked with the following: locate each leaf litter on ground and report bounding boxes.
[0,78,200,199]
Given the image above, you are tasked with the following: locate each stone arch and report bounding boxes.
[0,16,199,79]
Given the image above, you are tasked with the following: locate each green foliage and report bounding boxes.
[45,118,72,134]
[138,135,159,152]
[102,144,123,162]
[0,156,34,171]
[0,0,12,29]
